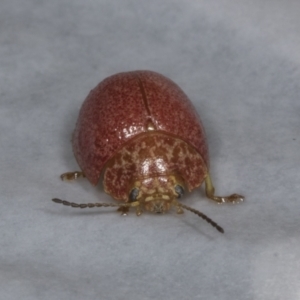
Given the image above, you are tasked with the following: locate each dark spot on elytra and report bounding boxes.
[138,147,149,160]
[184,157,192,168]
[181,144,187,155]
[117,168,123,180]
[172,145,181,162]
[113,153,122,165]
[164,138,175,146]
[126,144,136,152]
[123,152,132,163]
[153,146,168,160]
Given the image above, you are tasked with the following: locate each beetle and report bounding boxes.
[52,70,244,233]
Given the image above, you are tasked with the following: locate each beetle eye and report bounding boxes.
[129,188,139,202]
[175,185,185,198]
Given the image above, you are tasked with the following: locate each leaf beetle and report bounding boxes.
[53,70,244,233]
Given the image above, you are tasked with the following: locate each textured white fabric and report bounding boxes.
[1,1,300,299]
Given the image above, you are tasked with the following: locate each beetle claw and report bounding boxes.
[213,194,244,204]
[176,207,184,214]
[227,194,244,204]
[60,171,85,181]
[135,207,143,216]
[117,206,129,216]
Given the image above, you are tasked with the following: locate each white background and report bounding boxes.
[1,1,300,299]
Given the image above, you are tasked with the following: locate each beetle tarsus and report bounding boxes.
[60,171,85,181]
[135,207,143,216]
[117,206,130,216]
[226,193,244,204]
[205,174,244,204]
[176,207,184,214]
[207,194,244,204]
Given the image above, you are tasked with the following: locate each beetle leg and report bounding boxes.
[117,206,130,216]
[204,174,244,204]
[60,171,86,181]
[176,207,184,214]
[135,206,143,216]
[127,201,143,216]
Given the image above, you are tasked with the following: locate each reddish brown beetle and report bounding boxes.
[53,70,243,233]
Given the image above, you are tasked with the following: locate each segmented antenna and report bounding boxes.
[176,202,224,233]
[52,198,130,209]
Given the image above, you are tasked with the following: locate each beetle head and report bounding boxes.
[128,175,185,214]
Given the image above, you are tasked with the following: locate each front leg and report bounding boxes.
[205,173,244,204]
[135,206,143,216]
[60,171,86,181]
[117,206,130,216]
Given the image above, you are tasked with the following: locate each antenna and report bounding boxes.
[52,198,131,209]
[175,202,224,233]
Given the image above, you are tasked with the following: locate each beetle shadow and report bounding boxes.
[58,106,80,170]
[196,104,223,164]
[179,218,221,239]
[44,206,120,217]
